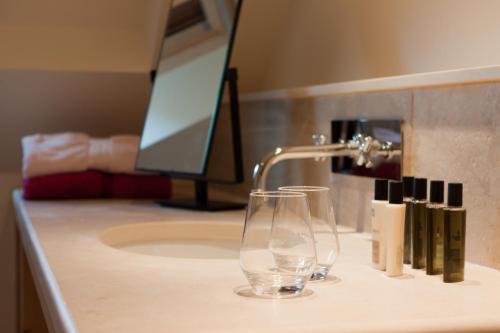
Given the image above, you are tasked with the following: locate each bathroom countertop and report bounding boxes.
[13,190,500,333]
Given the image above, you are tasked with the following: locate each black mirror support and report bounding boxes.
[158,68,246,211]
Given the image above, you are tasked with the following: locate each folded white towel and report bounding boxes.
[22,133,141,179]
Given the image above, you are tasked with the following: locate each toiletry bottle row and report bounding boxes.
[372,178,466,282]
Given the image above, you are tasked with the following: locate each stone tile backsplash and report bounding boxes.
[212,82,500,269]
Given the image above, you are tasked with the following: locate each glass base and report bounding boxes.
[243,270,310,299]
[310,271,328,281]
[310,265,332,281]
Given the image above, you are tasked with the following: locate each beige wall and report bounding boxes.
[232,0,500,92]
[230,0,293,92]
[0,0,167,72]
[0,70,151,172]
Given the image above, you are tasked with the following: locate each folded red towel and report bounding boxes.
[23,171,172,200]
[22,171,107,200]
[109,173,172,199]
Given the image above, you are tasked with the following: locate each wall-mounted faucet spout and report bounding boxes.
[252,133,401,190]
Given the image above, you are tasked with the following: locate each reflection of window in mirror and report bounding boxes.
[160,0,236,73]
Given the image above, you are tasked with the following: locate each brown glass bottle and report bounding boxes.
[426,180,445,275]
[443,183,466,283]
[402,176,414,264]
[411,178,427,269]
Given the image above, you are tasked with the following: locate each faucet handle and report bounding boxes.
[312,133,327,146]
[351,133,375,167]
[312,134,327,162]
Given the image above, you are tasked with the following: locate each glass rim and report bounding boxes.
[249,190,307,198]
[278,185,330,192]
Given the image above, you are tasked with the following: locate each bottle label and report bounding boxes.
[450,227,462,249]
[449,222,463,272]
[450,249,462,271]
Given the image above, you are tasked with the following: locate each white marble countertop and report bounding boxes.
[12,190,500,333]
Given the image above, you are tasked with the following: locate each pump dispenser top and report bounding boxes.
[447,183,463,207]
[430,180,444,203]
[402,176,414,198]
[389,181,403,204]
[374,179,389,201]
[414,178,427,200]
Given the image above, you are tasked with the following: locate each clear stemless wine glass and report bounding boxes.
[240,191,317,298]
[279,186,340,281]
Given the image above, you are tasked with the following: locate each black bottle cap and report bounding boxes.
[374,179,388,200]
[429,180,444,203]
[388,181,403,204]
[413,178,427,200]
[402,176,414,197]
[447,183,463,207]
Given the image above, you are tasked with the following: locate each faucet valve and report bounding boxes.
[312,133,327,146]
[312,133,327,162]
[351,133,376,167]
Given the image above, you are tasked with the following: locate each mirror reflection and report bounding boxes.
[137,0,238,175]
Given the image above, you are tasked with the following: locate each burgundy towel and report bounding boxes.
[109,174,172,199]
[23,171,107,200]
[23,171,172,200]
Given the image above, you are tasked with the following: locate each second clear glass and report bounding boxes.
[279,186,340,281]
[240,191,317,298]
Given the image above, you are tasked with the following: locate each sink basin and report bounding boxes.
[100,221,243,259]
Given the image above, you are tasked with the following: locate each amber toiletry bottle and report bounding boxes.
[411,178,427,269]
[443,183,466,283]
[402,176,414,264]
[426,180,445,275]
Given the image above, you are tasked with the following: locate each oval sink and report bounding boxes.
[100,221,243,259]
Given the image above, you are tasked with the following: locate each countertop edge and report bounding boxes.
[13,190,77,333]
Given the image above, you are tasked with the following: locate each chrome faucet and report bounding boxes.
[252,133,401,190]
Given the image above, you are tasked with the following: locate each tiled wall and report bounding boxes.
[213,82,500,269]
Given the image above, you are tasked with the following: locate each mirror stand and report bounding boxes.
[157,68,246,211]
[159,180,245,211]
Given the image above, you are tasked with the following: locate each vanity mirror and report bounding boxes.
[136,0,244,211]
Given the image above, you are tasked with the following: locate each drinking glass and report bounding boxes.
[279,186,340,281]
[240,191,317,298]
